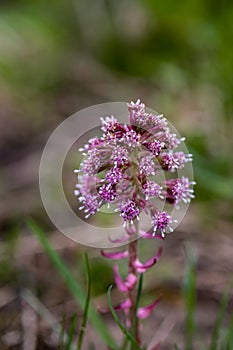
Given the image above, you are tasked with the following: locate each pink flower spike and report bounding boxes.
[100,250,129,260]
[137,298,160,319]
[114,265,137,292]
[133,247,162,273]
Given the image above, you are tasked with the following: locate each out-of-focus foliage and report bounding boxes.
[0,0,232,213]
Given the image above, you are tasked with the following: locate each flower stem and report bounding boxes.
[127,224,141,346]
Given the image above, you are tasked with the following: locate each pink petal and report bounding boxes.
[114,265,137,292]
[114,298,132,311]
[109,224,140,243]
[114,265,128,292]
[125,224,137,235]
[137,298,160,319]
[140,230,165,240]
[125,273,137,290]
[97,298,132,315]
[151,344,161,350]
[101,250,129,260]
[108,234,130,244]
[133,247,162,273]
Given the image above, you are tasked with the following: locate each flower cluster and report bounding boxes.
[74,99,195,330]
[74,99,195,237]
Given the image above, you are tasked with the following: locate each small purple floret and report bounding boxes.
[144,140,163,156]
[99,183,117,202]
[118,199,140,223]
[139,154,155,175]
[160,151,192,172]
[142,180,162,199]
[111,145,129,167]
[166,176,195,205]
[105,167,124,184]
[152,211,173,237]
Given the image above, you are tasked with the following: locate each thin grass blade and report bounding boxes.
[66,313,78,350]
[182,244,197,350]
[209,284,232,350]
[59,312,66,350]
[27,219,117,349]
[225,310,233,349]
[77,253,91,350]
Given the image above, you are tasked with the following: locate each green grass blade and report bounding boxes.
[77,253,91,350]
[66,314,78,350]
[59,312,66,349]
[130,273,143,350]
[27,219,117,349]
[107,285,142,350]
[209,284,232,350]
[120,336,129,350]
[225,311,233,349]
[182,245,197,350]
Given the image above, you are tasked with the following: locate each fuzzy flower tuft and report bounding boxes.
[139,154,156,175]
[118,199,140,225]
[152,211,174,237]
[142,180,162,200]
[166,176,196,205]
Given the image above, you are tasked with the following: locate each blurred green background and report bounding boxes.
[0,0,232,349]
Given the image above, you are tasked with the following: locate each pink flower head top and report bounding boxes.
[74,100,195,237]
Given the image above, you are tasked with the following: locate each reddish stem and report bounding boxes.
[127,225,141,346]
